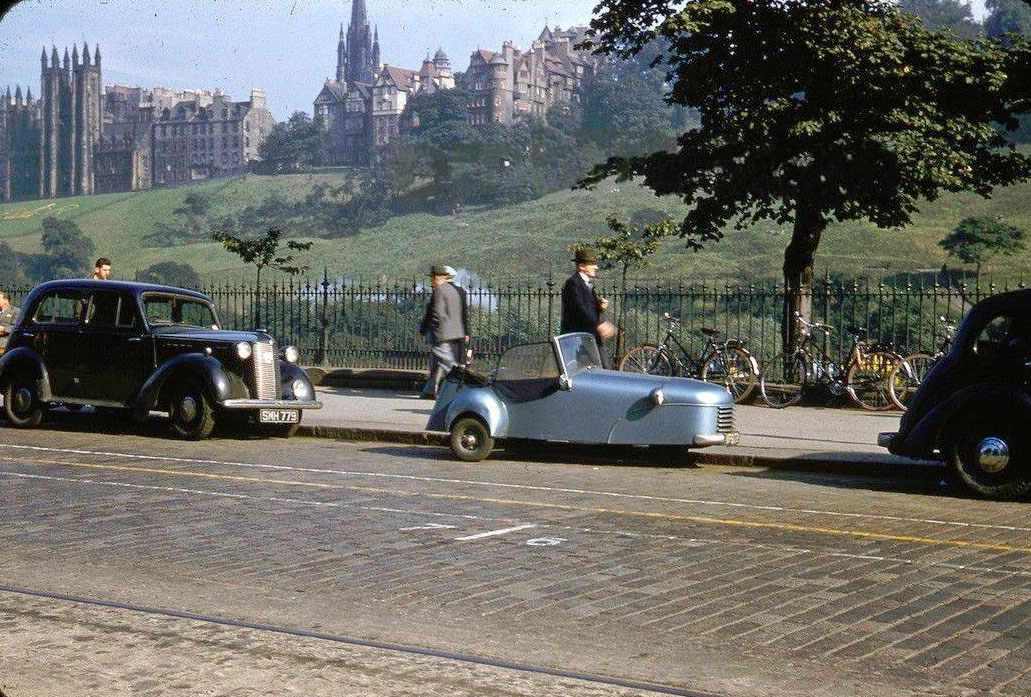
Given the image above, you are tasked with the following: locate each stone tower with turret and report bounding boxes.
[39,42,102,198]
[339,0,379,86]
[0,84,42,201]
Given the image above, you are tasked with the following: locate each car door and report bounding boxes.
[31,288,88,399]
[79,290,151,404]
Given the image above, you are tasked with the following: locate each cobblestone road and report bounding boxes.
[1,424,1029,696]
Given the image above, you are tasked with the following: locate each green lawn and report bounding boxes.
[4,169,1031,285]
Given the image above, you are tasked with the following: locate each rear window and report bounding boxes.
[32,290,86,325]
[142,294,218,329]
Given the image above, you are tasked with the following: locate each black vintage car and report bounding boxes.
[0,280,322,439]
[879,289,1031,500]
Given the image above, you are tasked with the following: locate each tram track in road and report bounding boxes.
[0,582,722,697]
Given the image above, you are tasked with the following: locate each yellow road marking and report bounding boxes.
[5,455,1031,554]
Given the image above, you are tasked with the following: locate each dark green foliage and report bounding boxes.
[940,216,1026,275]
[0,241,25,285]
[41,216,96,279]
[137,261,202,288]
[256,111,328,172]
[582,0,1031,349]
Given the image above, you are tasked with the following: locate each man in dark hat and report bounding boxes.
[561,248,615,367]
[418,265,465,399]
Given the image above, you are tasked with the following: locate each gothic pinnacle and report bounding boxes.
[72,43,79,63]
[94,44,101,65]
[83,41,90,65]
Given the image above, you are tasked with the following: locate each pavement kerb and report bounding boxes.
[296,424,943,480]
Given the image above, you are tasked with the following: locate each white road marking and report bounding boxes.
[525,537,567,547]
[3,443,1024,534]
[2,470,1029,578]
[399,523,457,531]
[455,524,537,541]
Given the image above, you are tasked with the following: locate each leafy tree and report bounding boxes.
[940,216,1026,278]
[137,261,202,288]
[575,215,676,355]
[898,0,982,39]
[582,0,1031,350]
[41,216,95,279]
[256,111,327,172]
[211,226,314,327]
[0,240,25,285]
[985,0,1031,36]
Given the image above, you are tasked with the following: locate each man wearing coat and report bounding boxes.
[419,265,465,399]
[561,248,615,367]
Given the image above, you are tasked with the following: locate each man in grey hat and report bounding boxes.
[561,248,615,367]
[442,265,471,363]
[418,265,465,399]
[0,290,19,353]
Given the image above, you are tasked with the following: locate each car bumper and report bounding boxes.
[221,399,323,410]
[877,431,896,448]
[693,431,740,447]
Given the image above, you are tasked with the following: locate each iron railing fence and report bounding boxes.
[4,273,1024,370]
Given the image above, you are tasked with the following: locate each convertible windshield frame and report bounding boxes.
[140,292,221,330]
[553,333,603,377]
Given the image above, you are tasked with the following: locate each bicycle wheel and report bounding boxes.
[701,347,758,404]
[888,353,935,411]
[619,344,673,376]
[760,352,807,408]
[846,351,899,411]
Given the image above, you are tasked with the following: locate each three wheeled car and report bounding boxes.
[878,289,1031,499]
[0,280,322,439]
[427,333,739,461]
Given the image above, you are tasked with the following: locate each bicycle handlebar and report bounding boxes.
[792,311,832,333]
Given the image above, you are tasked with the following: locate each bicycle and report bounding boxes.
[759,313,902,410]
[618,313,759,404]
[887,316,956,412]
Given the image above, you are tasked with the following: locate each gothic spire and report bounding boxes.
[51,45,59,64]
[72,43,79,64]
[351,0,368,27]
[26,86,32,102]
[94,44,101,67]
[83,41,91,66]
[339,23,345,40]
[41,47,47,66]
[14,85,22,105]
[63,47,71,70]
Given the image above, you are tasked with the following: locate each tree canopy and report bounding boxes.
[41,217,95,279]
[582,0,1031,345]
[940,216,1026,275]
[257,111,327,172]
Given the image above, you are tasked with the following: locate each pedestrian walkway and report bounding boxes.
[302,386,937,472]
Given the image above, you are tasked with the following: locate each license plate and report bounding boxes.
[259,409,299,424]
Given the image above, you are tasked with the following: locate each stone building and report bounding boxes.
[0,86,41,201]
[462,25,595,126]
[315,0,454,164]
[39,43,104,198]
[95,120,152,194]
[149,88,273,187]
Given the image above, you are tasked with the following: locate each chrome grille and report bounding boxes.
[717,406,735,433]
[253,341,279,399]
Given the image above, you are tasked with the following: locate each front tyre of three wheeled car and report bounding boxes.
[449,416,494,462]
[946,408,1031,501]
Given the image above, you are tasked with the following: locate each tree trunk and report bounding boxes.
[782,204,827,354]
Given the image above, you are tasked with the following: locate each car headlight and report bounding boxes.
[292,378,310,400]
[236,342,253,360]
[281,345,300,364]
[650,387,665,406]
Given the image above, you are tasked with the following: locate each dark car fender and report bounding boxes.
[0,347,53,401]
[280,361,316,400]
[897,384,1031,458]
[131,354,234,412]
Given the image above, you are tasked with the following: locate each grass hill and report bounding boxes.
[4,169,1031,285]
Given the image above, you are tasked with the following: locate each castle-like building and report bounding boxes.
[314,1,592,165]
[0,43,274,202]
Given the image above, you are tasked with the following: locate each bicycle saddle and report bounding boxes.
[700,327,719,336]
[846,325,867,336]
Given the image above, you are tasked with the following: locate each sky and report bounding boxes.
[0,0,600,119]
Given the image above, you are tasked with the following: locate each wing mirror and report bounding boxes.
[558,375,572,391]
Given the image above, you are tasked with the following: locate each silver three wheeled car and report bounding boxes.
[427,333,740,461]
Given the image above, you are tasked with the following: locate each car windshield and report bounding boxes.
[142,294,219,329]
[556,333,603,375]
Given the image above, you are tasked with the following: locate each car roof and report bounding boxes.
[955,288,1031,345]
[26,279,211,302]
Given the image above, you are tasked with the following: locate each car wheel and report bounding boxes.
[449,416,494,462]
[3,373,46,428]
[948,411,1031,501]
[167,380,216,440]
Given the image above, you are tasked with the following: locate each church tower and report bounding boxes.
[345,0,376,85]
[39,42,101,198]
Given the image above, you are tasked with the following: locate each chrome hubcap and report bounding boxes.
[976,437,1010,473]
[460,431,479,450]
[179,396,198,423]
[13,387,32,413]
